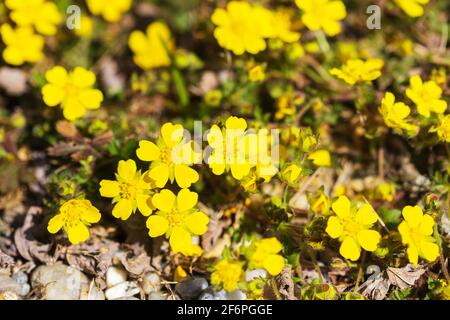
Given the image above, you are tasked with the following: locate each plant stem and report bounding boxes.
[354,251,366,292]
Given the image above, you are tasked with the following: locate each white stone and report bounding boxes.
[245,269,267,281]
[141,272,161,294]
[226,289,247,300]
[106,266,127,288]
[105,281,140,300]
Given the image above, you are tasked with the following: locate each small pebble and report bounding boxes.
[175,277,208,300]
[12,271,28,285]
[31,264,90,300]
[105,281,140,300]
[226,289,247,300]
[147,291,165,300]
[106,266,128,288]
[245,269,267,281]
[141,272,161,294]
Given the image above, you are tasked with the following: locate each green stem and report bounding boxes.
[171,67,189,108]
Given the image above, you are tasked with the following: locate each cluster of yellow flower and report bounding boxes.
[1,0,61,65]
[325,195,439,265]
[379,75,448,139]
[211,237,285,293]
[211,1,300,55]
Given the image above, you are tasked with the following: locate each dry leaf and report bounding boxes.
[387,264,426,290]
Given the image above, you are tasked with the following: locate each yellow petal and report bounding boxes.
[308,150,331,167]
[45,66,68,85]
[174,165,199,189]
[402,205,423,228]
[176,188,198,212]
[420,240,439,262]
[331,195,351,219]
[419,214,435,236]
[169,226,192,253]
[47,214,64,234]
[117,159,137,182]
[185,211,209,235]
[357,229,380,252]
[99,180,120,198]
[161,122,184,147]
[355,204,378,225]
[112,199,133,220]
[137,194,153,216]
[148,163,169,188]
[339,237,360,261]
[80,201,101,223]
[79,89,103,109]
[62,98,86,121]
[225,116,247,130]
[398,221,412,245]
[42,84,64,107]
[326,216,343,239]
[146,215,169,237]
[71,67,96,88]
[407,245,419,266]
[136,140,160,162]
[152,189,176,213]
[263,254,285,276]
[67,223,90,244]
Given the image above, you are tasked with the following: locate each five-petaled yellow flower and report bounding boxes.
[246,237,285,276]
[146,189,209,255]
[129,21,174,70]
[406,75,447,118]
[5,0,62,36]
[211,1,271,55]
[379,92,418,136]
[86,0,133,22]
[41,66,104,121]
[99,159,154,220]
[398,205,439,266]
[136,123,199,188]
[326,196,381,261]
[0,24,44,66]
[207,116,256,180]
[394,0,429,18]
[47,199,101,245]
[330,58,384,86]
[430,115,450,143]
[211,259,244,292]
[267,9,301,44]
[295,0,347,36]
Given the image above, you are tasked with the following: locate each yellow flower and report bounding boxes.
[211,259,244,292]
[136,123,199,188]
[308,149,331,167]
[86,0,132,22]
[41,66,104,121]
[295,0,347,36]
[406,75,447,118]
[379,92,418,135]
[430,115,450,143]
[275,95,297,120]
[330,58,384,86]
[398,205,439,265]
[100,159,154,220]
[5,0,61,35]
[267,10,300,43]
[376,182,396,202]
[325,196,381,261]
[394,0,429,17]
[207,116,256,180]
[128,22,174,70]
[247,237,285,276]
[0,24,44,65]
[47,199,101,244]
[211,1,270,55]
[146,189,209,255]
[310,192,331,215]
[281,164,302,185]
[248,64,266,82]
[74,16,94,38]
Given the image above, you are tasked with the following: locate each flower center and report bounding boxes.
[166,209,186,227]
[160,146,174,166]
[64,82,80,97]
[119,182,136,200]
[343,218,361,236]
